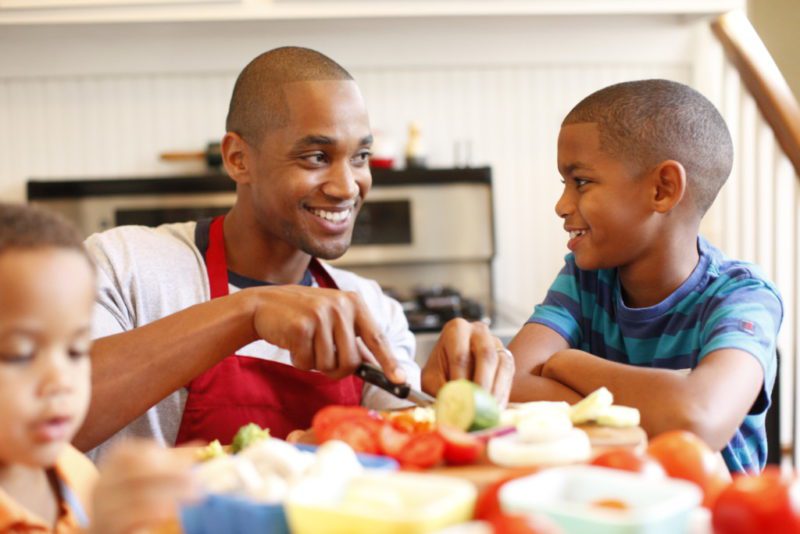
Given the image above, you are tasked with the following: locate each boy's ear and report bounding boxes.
[650,160,687,213]
[221,132,253,185]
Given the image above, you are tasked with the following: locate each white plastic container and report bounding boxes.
[286,472,476,534]
[499,465,702,534]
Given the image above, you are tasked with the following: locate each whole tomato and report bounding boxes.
[475,476,532,521]
[489,513,564,534]
[712,467,800,534]
[590,448,665,479]
[475,478,511,521]
[647,431,718,485]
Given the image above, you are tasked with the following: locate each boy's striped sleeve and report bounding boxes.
[527,256,583,347]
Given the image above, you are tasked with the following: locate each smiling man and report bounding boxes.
[77,47,513,458]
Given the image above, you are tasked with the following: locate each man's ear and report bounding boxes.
[221,132,252,185]
[651,160,687,213]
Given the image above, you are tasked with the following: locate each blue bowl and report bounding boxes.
[181,494,288,534]
[180,444,398,534]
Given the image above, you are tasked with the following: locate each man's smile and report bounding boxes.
[306,207,353,224]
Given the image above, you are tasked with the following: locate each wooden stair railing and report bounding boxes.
[712,10,800,179]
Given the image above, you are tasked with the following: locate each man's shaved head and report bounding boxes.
[226,46,354,145]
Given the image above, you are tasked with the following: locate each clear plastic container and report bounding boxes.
[499,465,702,534]
[286,472,477,534]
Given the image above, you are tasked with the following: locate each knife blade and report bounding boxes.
[355,362,436,407]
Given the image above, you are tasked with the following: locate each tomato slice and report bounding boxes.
[396,431,445,469]
[311,405,374,442]
[438,424,485,466]
[379,422,412,457]
[323,417,382,455]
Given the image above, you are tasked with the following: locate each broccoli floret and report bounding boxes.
[231,423,270,453]
[196,439,225,462]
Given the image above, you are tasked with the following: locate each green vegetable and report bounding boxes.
[196,439,225,462]
[231,423,270,453]
[435,379,500,432]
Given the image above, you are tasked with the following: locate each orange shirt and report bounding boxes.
[0,445,98,533]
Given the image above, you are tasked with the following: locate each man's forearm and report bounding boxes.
[74,291,259,451]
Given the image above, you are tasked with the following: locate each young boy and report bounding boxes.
[0,203,193,533]
[509,79,782,474]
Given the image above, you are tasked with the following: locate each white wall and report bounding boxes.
[0,13,712,322]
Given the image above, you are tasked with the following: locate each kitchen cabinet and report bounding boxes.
[0,0,230,9]
[0,0,744,25]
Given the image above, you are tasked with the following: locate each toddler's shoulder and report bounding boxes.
[57,444,99,507]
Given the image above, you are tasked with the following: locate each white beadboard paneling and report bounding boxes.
[0,72,234,194]
[755,115,775,279]
[737,92,757,263]
[719,60,742,260]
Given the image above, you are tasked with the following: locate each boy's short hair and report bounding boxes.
[0,203,92,266]
[563,79,733,215]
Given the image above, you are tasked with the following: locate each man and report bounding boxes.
[77,47,513,456]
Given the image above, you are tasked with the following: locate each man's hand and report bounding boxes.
[247,285,405,383]
[91,439,196,534]
[421,318,514,406]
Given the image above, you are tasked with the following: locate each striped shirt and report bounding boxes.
[529,237,782,473]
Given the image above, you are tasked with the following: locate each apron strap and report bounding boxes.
[206,215,230,299]
[207,215,339,296]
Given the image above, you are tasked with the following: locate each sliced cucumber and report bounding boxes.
[569,386,614,425]
[596,405,640,427]
[435,379,500,432]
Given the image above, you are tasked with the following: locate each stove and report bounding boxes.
[387,285,486,333]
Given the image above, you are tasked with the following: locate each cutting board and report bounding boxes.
[177,424,648,492]
[430,423,648,491]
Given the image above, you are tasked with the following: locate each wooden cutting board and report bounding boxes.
[579,423,647,450]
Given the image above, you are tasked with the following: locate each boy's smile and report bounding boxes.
[555,122,655,272]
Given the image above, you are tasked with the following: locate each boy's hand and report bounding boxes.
[91,439,197,534]
[421,318,514,406]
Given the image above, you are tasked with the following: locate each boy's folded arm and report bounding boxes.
[508,323,583,403]
[540,348,764,450]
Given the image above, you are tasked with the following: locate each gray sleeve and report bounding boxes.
[83,222,208,339]
[85,232,136,338]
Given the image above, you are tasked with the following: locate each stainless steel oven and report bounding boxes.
[27,175,237,234]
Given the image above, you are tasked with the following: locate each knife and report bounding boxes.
[355,362,436,407]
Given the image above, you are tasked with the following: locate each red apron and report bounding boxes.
[174,215,363,445]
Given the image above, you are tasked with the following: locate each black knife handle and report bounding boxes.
[355,363,411,399]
